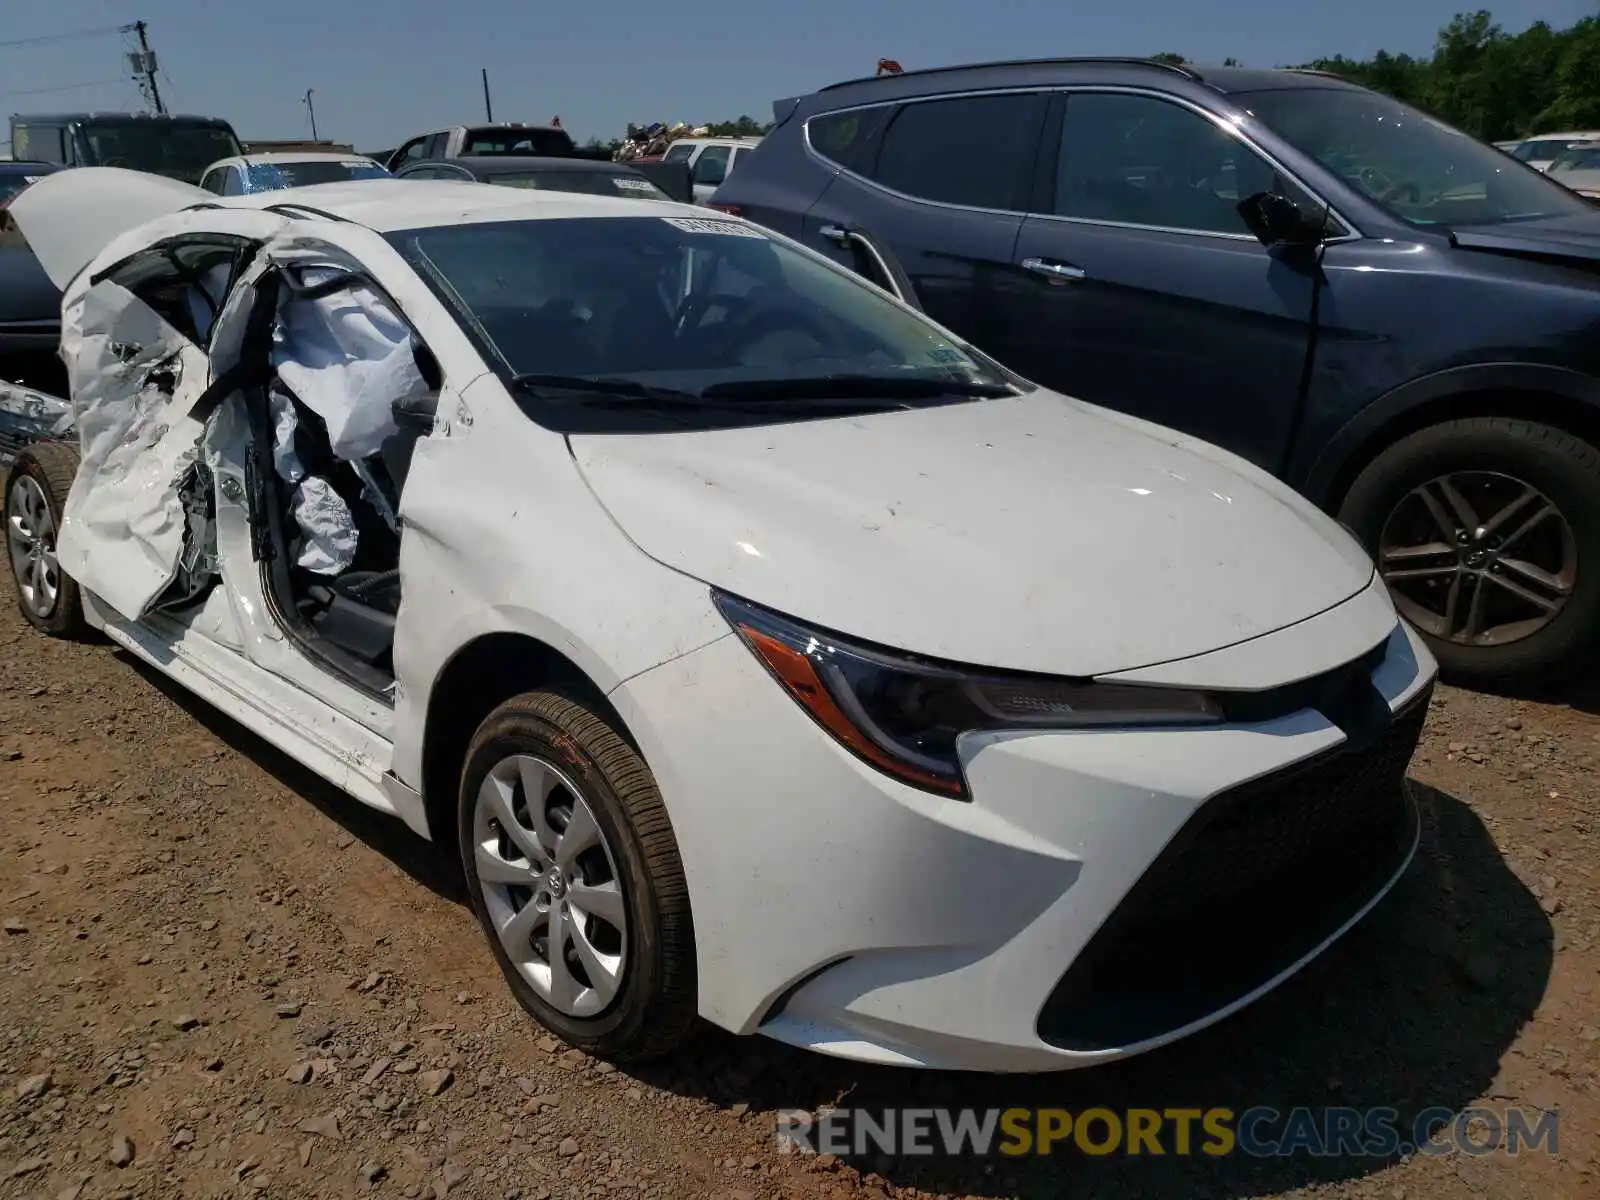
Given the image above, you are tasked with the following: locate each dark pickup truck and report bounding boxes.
[382,122,693,203]
[0,162,66,397]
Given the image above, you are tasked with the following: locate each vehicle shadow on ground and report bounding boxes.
[632,785,1551,1200]
[116,650,468,905]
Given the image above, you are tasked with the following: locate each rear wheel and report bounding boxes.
[458,690,697,1060]
[1339,416,1600,684]
[5,441,85,637]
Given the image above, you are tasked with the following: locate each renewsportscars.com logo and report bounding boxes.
[775,1106,1559,1159]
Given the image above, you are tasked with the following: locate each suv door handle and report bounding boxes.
[819,223,853,245]
[1020,257,1086,281]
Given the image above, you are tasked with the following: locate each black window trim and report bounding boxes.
[802,84,1359,240]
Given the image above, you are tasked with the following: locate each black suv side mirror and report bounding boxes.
[1237,191,1326,250]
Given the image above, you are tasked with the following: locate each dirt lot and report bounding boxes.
[0,599,1596,1200]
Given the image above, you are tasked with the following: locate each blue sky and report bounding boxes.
[3,2,1594,152]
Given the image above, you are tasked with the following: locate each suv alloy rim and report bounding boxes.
[1378,470,1576,646]
[7,475,60,618]
[472,754,628,1017]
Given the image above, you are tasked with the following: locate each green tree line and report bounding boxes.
[1164,10,1600,141]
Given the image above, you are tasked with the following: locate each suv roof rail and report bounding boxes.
[818,56,1203,93]
[1282,67,1348,80]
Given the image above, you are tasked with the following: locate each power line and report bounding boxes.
[0,24,132,52]
[0,77,126,99]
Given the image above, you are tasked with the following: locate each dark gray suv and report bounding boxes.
[711,57,1600,686]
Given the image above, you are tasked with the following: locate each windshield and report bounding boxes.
[1241,89,1592,228]
[388,216,1018,409]
[242,160,389,191]
[79,121,243,183]
[1551,146,1600,173]
[484,170,669,200]
[463,127,575,156]
[1514,138,1594,163]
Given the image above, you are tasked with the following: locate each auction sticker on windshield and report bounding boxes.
[660,217,766,238]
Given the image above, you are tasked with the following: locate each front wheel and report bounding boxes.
[5,441,85,637]
[458,690,697,1060]
[1339,416,1600,684]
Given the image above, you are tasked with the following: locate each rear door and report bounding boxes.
[53,236,257,619]
[1004,90,1320,472]
[801,90,1048,353]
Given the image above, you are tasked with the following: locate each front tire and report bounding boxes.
[458,690,697,1060]
[5,441,85,638]
[1339,416,1600,684]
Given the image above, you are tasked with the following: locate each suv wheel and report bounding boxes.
[1339,416,1600,684]
[5,441,85,637]
[458,690,697,1060]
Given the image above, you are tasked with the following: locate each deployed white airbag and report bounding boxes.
[271,271,420,461]
[291,476,358,574]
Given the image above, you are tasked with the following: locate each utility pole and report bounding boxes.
[132,20,166,115]
[303,89,318,140]
[481,68,493,122]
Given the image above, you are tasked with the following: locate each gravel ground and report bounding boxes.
[1,599,1596,1200]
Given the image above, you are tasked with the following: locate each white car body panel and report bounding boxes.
[10,168,1440,1073]
[571,393,1373,677]
[9,167,215,290]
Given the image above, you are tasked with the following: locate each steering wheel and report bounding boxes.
[721,296,841,359]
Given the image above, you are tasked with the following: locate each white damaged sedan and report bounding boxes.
[5,168,1435,1071]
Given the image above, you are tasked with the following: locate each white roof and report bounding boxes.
[213,178,704,231]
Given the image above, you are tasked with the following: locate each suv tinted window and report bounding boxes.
[871,93,1042,210]
[662,142,694,164]
[808,106,892,174]
[1055,93,1278,234]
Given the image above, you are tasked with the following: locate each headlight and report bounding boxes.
[714,592,1224,797]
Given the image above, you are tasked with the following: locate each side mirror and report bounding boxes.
[391,389,440,434]
[1237,191,1325,249]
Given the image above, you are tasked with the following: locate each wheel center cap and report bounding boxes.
[546,869,566,898]
[1465,548,1489,568]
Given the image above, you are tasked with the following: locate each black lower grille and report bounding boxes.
[1037,688,1430,1051]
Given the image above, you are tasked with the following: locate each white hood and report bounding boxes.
[7,167,212,290]
[571,393,1374,677]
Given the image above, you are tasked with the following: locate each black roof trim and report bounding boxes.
[819,56,1203,93]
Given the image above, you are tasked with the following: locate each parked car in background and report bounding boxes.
[1547,142,1600,199]
[6,167,1435,1071]
[386,123,577,171]
[659,136,763,203]
[0,161,64,393]
[394,156,676,202]
[713,57,1600,685]
[9,112,243,184]
[199,152,391,195]
[1511,131,1600,173]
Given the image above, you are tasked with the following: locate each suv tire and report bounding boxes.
[1339,416,1600,684]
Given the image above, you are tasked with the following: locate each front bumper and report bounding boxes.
[610,597,1436,1073]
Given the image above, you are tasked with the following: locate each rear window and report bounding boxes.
[462,127,575,156]
[241,160,390,191]
[662,142,694,164]
[483,170,670,200]
[869,93,1044,210]
[807,107,893,174]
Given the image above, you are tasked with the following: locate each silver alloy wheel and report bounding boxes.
[472,754,628,1018]
[1379,470,1577,646]
[7,475,60,619]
